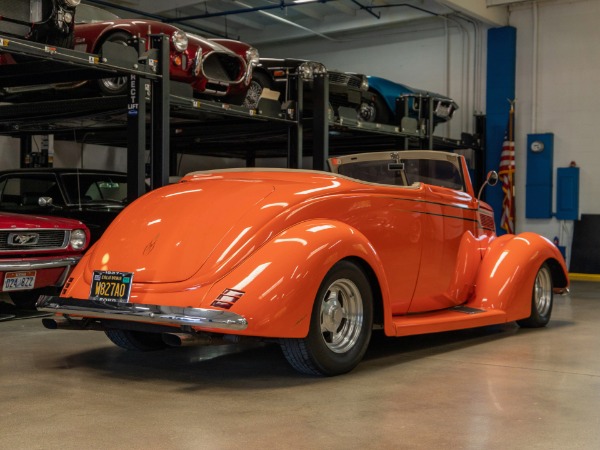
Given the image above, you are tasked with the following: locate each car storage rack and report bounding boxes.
[0,32,475,199]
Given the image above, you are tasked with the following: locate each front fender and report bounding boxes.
[471,232,569,321]
[202,219,388,338]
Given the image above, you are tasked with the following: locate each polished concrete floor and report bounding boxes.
[1,281,600,449]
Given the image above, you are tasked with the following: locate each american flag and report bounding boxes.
[498,131,515,234]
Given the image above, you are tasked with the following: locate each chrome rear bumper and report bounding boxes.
[36,296,248,331]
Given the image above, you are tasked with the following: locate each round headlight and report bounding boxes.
[63,12,73,24]
[70,229,87,250]
[360,75,369,91]
[172,31,188,52]
[299,61,327,80]
[299,62,314,80]
[312,62,327,75]
[61,0,81,7]
[245,47,259,66]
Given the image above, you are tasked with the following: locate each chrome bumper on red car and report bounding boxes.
[0,257,81,271]
[36,296,248,331]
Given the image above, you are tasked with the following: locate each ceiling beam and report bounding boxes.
[437,0,508,26]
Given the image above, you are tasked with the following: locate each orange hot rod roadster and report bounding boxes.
[37,150,569,376]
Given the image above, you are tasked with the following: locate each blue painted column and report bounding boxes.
[485,26,516,235]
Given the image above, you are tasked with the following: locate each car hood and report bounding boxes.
[84,171,349,284]
[0,211,84,230]
[187,33,238,56]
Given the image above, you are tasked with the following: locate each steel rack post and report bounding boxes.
[312,71,329,170]
[127,73,149,202]
[150,34,170,189]
[427,96,434,149]
[288,74,303,169]
[19,135,32,168]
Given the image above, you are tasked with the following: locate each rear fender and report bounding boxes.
[202,219,389,338]
[470,232,568,321]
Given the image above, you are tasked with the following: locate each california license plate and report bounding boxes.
[2,271,36,291]
[89,271,133,302]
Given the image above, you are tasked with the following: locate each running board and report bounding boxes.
[391,308,507,337]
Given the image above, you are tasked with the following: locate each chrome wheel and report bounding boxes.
[358,102,376,122]
[319,278,364,353]
[242,79,263,109]
[99,76,128,93]
[279,261,373,376]
[518,262,554,328]
[96,32,131,96]
[533,264,553,317]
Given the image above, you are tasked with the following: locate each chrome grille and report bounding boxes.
[329,72,363,89]
[478,212,495,231]
[202,53,243,83]
[0,229,68,252]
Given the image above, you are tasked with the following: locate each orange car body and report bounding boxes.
[39,151,569,345]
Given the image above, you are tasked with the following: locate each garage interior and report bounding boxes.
[1,0,600,448]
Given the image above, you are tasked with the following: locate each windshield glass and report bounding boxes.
[329,150,464,191]
[336,159,407,186]
[76,4,120,24]
[60,173,128,204]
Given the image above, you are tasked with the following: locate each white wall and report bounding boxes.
[510,0,600,260]
[0,136,128,171]
[0,136,19,168]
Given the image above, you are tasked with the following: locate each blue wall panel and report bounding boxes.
[485,27,516,234]
[526,133,554,218]
[556,167,580,220]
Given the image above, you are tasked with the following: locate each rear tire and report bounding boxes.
[517,262,554,328]
[280,260,373,376]
[104,329,168,351]
[96,32,132,96]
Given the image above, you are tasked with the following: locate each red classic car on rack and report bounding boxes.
[1,212,89,310]
[0,3,258,103]
[38,150,568,376]
[72,4,258,101]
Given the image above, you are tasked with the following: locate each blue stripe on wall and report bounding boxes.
[486,26,516,235]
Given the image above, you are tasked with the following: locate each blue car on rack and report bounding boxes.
[355,76,459,128]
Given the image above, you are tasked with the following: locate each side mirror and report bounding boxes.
[487,171,499,187]
[38,197,61,209]
[477,171,499,200]
[38,196,53,207]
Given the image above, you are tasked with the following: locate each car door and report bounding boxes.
[403,159,480,313]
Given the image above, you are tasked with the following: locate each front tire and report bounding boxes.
[280,260,373,376]
[358,92,391,124]
[242,71,275,109]
[104,329,168,351]
[517,262,554,328]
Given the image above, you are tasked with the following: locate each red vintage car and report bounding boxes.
[1,212,89,310]
[0,3,258,102]
[38,151,568,375]
[72,4,258,101]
